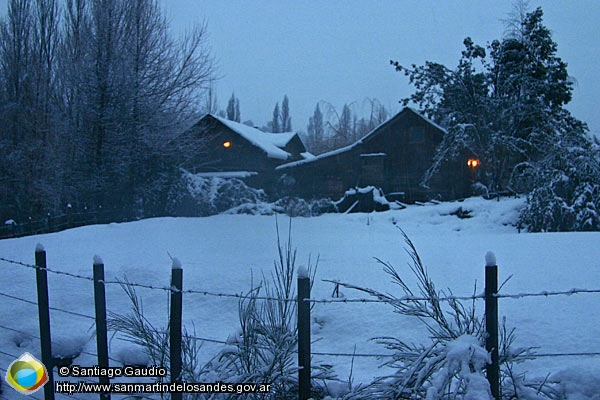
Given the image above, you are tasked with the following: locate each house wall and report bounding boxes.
[282,135,308,161]
[359,110,444,200]
[279,108,473,202]
[179,115,298,199]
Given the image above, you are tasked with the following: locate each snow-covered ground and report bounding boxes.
[1,196,600,398]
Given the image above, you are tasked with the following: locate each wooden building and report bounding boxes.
[276,107,473,202]
[174,114,312,190]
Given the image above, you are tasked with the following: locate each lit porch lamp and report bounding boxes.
[467,158,480,182]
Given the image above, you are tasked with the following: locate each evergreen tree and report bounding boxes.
[271,102,280,132]
[307,103,325,153]
[203,79,218,114]
[393,5,599,231]
[226,92,240,122]
[281,95,292,131]
[234,97,241,122]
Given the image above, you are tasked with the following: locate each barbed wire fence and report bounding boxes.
[1,251,600,399]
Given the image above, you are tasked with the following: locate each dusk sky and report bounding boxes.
[162,0,600,138]
[0,1,597,138]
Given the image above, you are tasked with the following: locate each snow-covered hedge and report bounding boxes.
[225,197,338,217]
[167,170,339,217]
[167,171,268,216]
[520,176,600,232]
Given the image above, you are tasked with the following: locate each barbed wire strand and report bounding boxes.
[0,349,20,359]
[0,256,95,282]
[0,291,96,321]
[0,323,121,364]
[514,352,600,359]
[3,320,600,364]
[4,255,600,303]
[0,323,36,338]
[152,330,600,360]
[495,289,600,299]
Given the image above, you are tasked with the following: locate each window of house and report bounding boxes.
[409,126,425,143]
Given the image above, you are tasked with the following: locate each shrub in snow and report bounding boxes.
[520,180,600,232]
[52,336,88,367]
[108,279,214,384]
[426,335,492,400]
[223,201,277,215]
[518,130,600,232]
[471,182,489,197]
[334,230,559,399]
[271,197,338,217]
[273,197,312,217]
[309,198,339,215]
[211,222,333,399]
[167,170,268,216]
[223,197,337,217]
[115,346,150,367]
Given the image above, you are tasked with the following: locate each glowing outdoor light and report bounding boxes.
[467,158,480,168]
[223,141,232,148]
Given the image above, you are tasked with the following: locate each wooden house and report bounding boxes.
[174,114,312,191]
[276,107,473,202]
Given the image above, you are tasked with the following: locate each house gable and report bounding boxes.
[277,107,469,202]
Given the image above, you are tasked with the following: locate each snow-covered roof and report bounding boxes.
[276,142,358,170]
[191,171,258,179]
[360,153,387,157]
[277,107,446,170]
[212,115,296,160]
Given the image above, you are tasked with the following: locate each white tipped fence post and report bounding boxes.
[485,251,500,400]
[35,244,55,400]
[170,258,183,400]
[297,266,311,400]
[93,255,110,400]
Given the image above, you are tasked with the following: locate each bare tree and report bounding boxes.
[0,0,216,220]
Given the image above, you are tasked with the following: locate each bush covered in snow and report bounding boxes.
[518,139,600,232]
[335,230,562,399]
[108,224,336,399]
[166,170,339,219]
[167,170,268,216]
[206,224,334,399]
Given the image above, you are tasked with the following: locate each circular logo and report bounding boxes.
[5,353,49,395]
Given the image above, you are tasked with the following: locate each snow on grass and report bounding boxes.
[427,335,492,400]
[0,196,599,398]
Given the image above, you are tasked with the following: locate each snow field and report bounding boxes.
[1,197,600,398]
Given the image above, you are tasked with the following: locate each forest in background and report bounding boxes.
[0,1,598,232]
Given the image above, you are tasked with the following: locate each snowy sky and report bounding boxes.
[159,0,599,138]
[0,1,598,138]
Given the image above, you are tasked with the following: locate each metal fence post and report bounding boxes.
[93,256,111,400]
[297,271,311,400]
[485,251,500,400]
[35,244,55,400]
[170,259,183,400]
